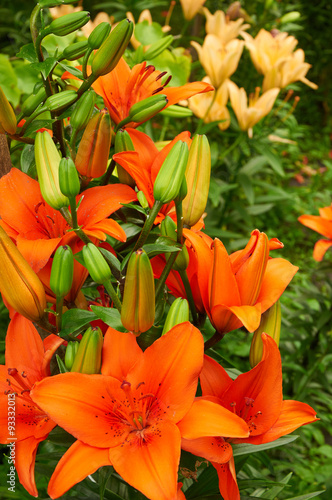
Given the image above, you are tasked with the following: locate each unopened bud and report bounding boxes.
[45,90,78,113]
[21,87,47,117]
[61,40,88,61]
[160,216,189,271]
[59,157,80,198]
[143,34,173,60]
[82,243,112,284]
[91,19,133,77]
[137,190,149,209]
[162,298,189,335]
[75,109,111,179]
[160,104,193,118]
[35,131,69,209]
[70,90,95,133]
[0,226,47,322]
[64,341,79,370]
[182,135,211,227]
[153,140,189,204]
[50,245,74,298]
[88,22,111,50]
[0,85,16,134]
[47,11,90,37]
[127,94,167,124]
[71,326,103,374]
[114,129,135,186]
[249,300,281,368]
[121,249,155,334]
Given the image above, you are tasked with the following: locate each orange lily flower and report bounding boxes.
[199,333,318,500]
[92,57,214,128]
[184,229,298,333]
[31,323,249,499]
[298,204,332,261]
[0,313,64,496]
[113,128,192,222]
[0,168,136,301]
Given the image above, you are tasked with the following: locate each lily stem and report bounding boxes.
[179,269,198,326]
[132,200,163,252]
[55,295,64,333]
[204,330,226,351]
[103,280,122,313]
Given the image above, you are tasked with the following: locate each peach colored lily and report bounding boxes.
[0,314,63,496]
[188,77,230,131]
[184,229,298,333]
[179,0,206,20]
[199,334,318,500]
[298,204,332,261]
[31,323,248,499]
[0,168,136,301]
[203,7,249,45]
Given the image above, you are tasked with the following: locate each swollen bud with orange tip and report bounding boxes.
[0,85,16,135]
[70,326,103,374]
[0,226,47,322]
[249,300,281,368]
[121,249,155,334]
[160,216,189,271]
[75,109,111,179]
[35,131,70,210]
[114,129,135,186]
[182,134,211,227]
[162,297,189,335]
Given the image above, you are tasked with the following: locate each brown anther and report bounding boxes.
[8,368,18,376]
[136,381,145,390]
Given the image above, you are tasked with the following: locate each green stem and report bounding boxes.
[204,330,226,351]
[61,206,92,245]
[132,200,163,252]
[55,295,64,333]
[8,134,35,145]
[36,314,57,335]
[77,74,97,99]
[100,158,116,186]
[219,133,244,160]
[103,280,122,313]
[179,270,198,326]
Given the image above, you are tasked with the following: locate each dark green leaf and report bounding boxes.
[60,309,97,336]
[59,62,83,79]
[30,57,57,79]
[233,435,299,456]
[16,43,38,63]
[90,305,125,331]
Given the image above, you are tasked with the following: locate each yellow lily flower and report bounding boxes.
[188,77,230,130]
[191,35,244,89]
[180,0,207,20]
[228,81,279,137]
[203,7,249,45]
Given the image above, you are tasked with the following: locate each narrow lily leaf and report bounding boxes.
[283,493,325,500]
[56,354,69,373]
[261,472,293,499]
[99,248,121,272]
[90,305,125,331]
[232,434,299,456]
[58,62,83,79]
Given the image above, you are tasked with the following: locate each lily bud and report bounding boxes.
[91,19,133,77]
[182,134,211,227]
[61,40,88,61]
[35,131,70,210]
[162,298,189,335]
[82,243,112,284]
[143,34,173,60]
[127,94,167,124]
[137,190,149,209]
[88,22,111,50]
[0,226,47,322]
[50,245,74,298]
[59,157,80,198]
[249,300,281,367]
[160,105,193,118]
[0,85,16,134]
[47,11,90,37]
[153,140,189,204]
[121,249,155,334]
[114,129,135,186]
[174,176,188,203]
[45,90,78,113]
[160,216,189,271]
[71,326,103,374]
[70,90,95,133]
[75,109,111,179]
[65,341,79,370]
[21,87,47,117]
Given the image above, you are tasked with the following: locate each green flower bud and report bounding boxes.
[182,134,211,227]
[34,131,69,209]
[162,298,189,335]
[160,216,189,271]
[45,90,78,113]
[127,94,167,124]
[71,326,103,374]
[64,341,79,370]
[143,34,173,60]
[70,90,95,133]
[137,190,149,209]
[153,140,189,204]
[61,40,88,61]
[0,85,16,135]
[160,104,193,118]
[88,22,111,50]
[21,87,47,117]
[174,176,188,203]
[82,243,112,284]
[91,19,133,78]
[114,129,135,186]
[59,157,80,198]
[121,249,155,334]
[249,300,281,368]
[50,245,74,297]
[47,11,90,37]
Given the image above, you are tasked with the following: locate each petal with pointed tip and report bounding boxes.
[181,436,233,464]
[200,354,233,399]
[102,327,143,379]
[313,239,332,261]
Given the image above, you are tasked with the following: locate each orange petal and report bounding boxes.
[48,440,112,499]
[108,420,181,500]
[248,400,318,445]
[150,131,192,185]
[16,234,62,273]
[313,239,332,261]
[15,436,42,497]
[164,81,214,107]
[211,302,262,333]
[102,327,143,379]
[84,218,127,242]
[222,334,283,437]
[31,373,130,448]
[127,128,159,165]
[42,334,65,377]
[298,214,332,238]
[212,458,240,500]
[200,354,233,399]
[177,398,249,439]
[181,436,233,464]
[210,239,241,309]
[113,150,154,206]
[256,258,298,313]
[128,322,204,422]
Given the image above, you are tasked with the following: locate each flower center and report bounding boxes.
[32,201,69,239]
[119,380,157,432]
[230,396,262,433]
